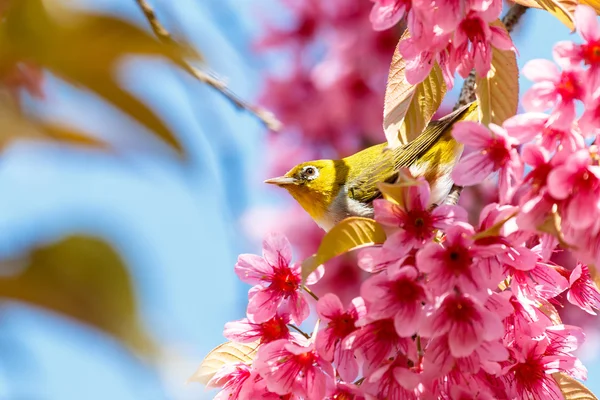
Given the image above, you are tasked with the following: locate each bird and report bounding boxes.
[264,102,478,231]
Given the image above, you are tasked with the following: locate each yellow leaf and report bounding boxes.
[3,0,187,155]
[302,217,386,282]
[188,341,259,386]
[581,0,600,14]
[534,0,577,30]
[383,33,447,148]
[511,0,543,9]
[539,300,563,325]
[0,235,151,354]
[378,173,421,208]
[476,21,519,127]
[397,64,447,147]
[553,373,599,400]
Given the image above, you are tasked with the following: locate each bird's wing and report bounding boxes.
[347,102,477,205]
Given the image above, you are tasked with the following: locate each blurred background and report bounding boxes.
[0,0,597,399]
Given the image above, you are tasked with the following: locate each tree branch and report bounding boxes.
[134,0,282,131]
[448,4,528,205]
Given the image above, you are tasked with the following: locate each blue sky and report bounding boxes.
[0,1,597,399]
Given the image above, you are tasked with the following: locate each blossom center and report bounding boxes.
[556,71,582,102]
[512,357,545,391]
[482,137,509,169]
[394,278,423,303]
[444,244,472,275]
[295,351,316,367]
[406,209,433,239]
[582,42,600,65]
[270,267,300,294]
[260,315,289,343]
[446,297,476,321]
[330,312,357,339]
[461,16,486,44]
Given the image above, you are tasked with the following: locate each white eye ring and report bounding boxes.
[302,165,319,180]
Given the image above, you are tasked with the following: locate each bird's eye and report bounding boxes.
[302,166,319,180]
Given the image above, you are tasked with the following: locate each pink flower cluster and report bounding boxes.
[370,0,514,88]
[204,5,600,399]
[451,5,600,270]
[208,189,598,398]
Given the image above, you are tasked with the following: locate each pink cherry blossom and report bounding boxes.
[357,245,412,274]
[553,6,600,75]
[316,294,366,381]
[420,293,503,357]
[417,223,492,297]
[453,7,513,79]
[207,363,257,400]
[566,263,600,315]
[360,354,421,400]
[325,381,365,400]
[369,0,412,31]
[507,326,586,399]
[522,58,585,127]
[347,318,416,376]
[373,178,467,249]
[547,149,600,231]
[235,233,319,324]
[360,266,427,337]
[224,314,291,344]
[451,121,523,202]
[255,339,335,400]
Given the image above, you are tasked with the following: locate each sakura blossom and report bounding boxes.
[197,2,600,400]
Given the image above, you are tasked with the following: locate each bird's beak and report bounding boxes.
[264,176,297,186]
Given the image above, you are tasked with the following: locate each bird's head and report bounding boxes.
[265,159,348,222]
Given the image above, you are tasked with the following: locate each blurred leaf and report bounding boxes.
[2,0,187,155]
[188,341,259,385]
[476,21,519,126]
[553,373,598,400]
[511,0,543,8]
[0,235,152,354]
[0,101,109,150]
[302,217,386,282]
[533,0,576,30]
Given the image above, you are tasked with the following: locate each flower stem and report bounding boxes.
[303,285,320,301]
[288,324,311,339]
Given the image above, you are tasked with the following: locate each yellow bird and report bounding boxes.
[265,102,478,231]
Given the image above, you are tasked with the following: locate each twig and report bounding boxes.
[447,4,528,205]
[303,285,320,301]
[288,324,311,339]
[133,0,282,131]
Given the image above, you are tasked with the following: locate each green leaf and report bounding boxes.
[3,0,187,155]
[553,373,598,400]
[383,33,447,148]
[534,0,577,31]
[475,21,519,127]
[0,235,151,354]
[302,217,386,282]
[188,341,259,386]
